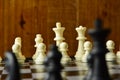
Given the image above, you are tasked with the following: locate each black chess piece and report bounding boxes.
[44,44,63,80]
[5,51,21,80]
[84,53,94,80]
[87,19,112,80]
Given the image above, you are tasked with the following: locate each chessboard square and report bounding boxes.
[32,72,45,79]
[20,63,30,69]
[30,65,45,73]
[21,69,31,73]
[2,69,8,74]
[21,73,32,79]
[0,63,5,66]
[30,64,44,69]
[66,75,84,80]
[0,66,4,70]
[0,70,3,74]
[1,74,7,80]
[22,79,33,80]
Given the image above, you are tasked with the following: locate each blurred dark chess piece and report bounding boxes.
[44,44,63,80]
[85,19,112,80]
[84,53,94,80]
[5,51,21,80]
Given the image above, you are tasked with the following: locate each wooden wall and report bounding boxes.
[0,0,120,58]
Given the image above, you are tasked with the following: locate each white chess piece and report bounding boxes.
[53,22,65,47]
[82,41,92,62]
[59,42,71,64]
[75,26,87,61]
[0,57,2,62]
[12,37,25,63]
[116,46,120,62]
[34,43,46,64]
[32,34,43,60]
[106,40,116,61]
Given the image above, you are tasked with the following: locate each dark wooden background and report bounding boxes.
[0,0,120,58]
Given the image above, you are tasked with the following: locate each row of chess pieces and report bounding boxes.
[0,22,120,64]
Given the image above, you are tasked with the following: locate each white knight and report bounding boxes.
[12,37,25,63]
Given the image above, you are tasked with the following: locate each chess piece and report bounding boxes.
[116,46,120,62]
[106,40,116,62]
[0,56,2,62]
[87,19,112,80]
[84,52,94,80]
[59,42,71,64]
[53,22,65,47]
[34,43,46,64]
[12,37,25,63]
[5,51,21,80]
[75,26,87,61]
[44,44,63,80]
[32,34,44,60]
[82,41,92,62]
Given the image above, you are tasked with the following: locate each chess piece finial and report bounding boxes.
[34,34,43,47]
[53,22,65,47]
[75,25,87,61]
[15,37,22,46]
[59,42,71,64]
[106,40,116,61]
[5,51,21,80]
[35,43,46,64]
[44,44,63,80]
[56,22,61,28]
[82,41,92,62]
[87,19,112,80]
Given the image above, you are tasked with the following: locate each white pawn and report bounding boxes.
[32,34,43,60]
[82,41,92,62]
[106,40,116,61]
[59,42,71,64]
[34,43,46,64]
[53,22,65,47]
[116,46,120,62]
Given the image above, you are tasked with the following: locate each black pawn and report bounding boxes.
[44,44,63,80]
[87,19,112,80]
[5,51,21,80]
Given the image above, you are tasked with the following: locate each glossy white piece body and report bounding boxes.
[106,40,116,61]
[59,42,71,64]
[33,34,43,60]
[34,43,46,64]
[82,41,92,62]
[12,37,25,63]
[53,22,65,47]
[75,26,87,61]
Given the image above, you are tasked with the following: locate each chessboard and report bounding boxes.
[0,59,120,80]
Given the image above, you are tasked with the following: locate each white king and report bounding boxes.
[75,26,87,61]
[53,22,65,46]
